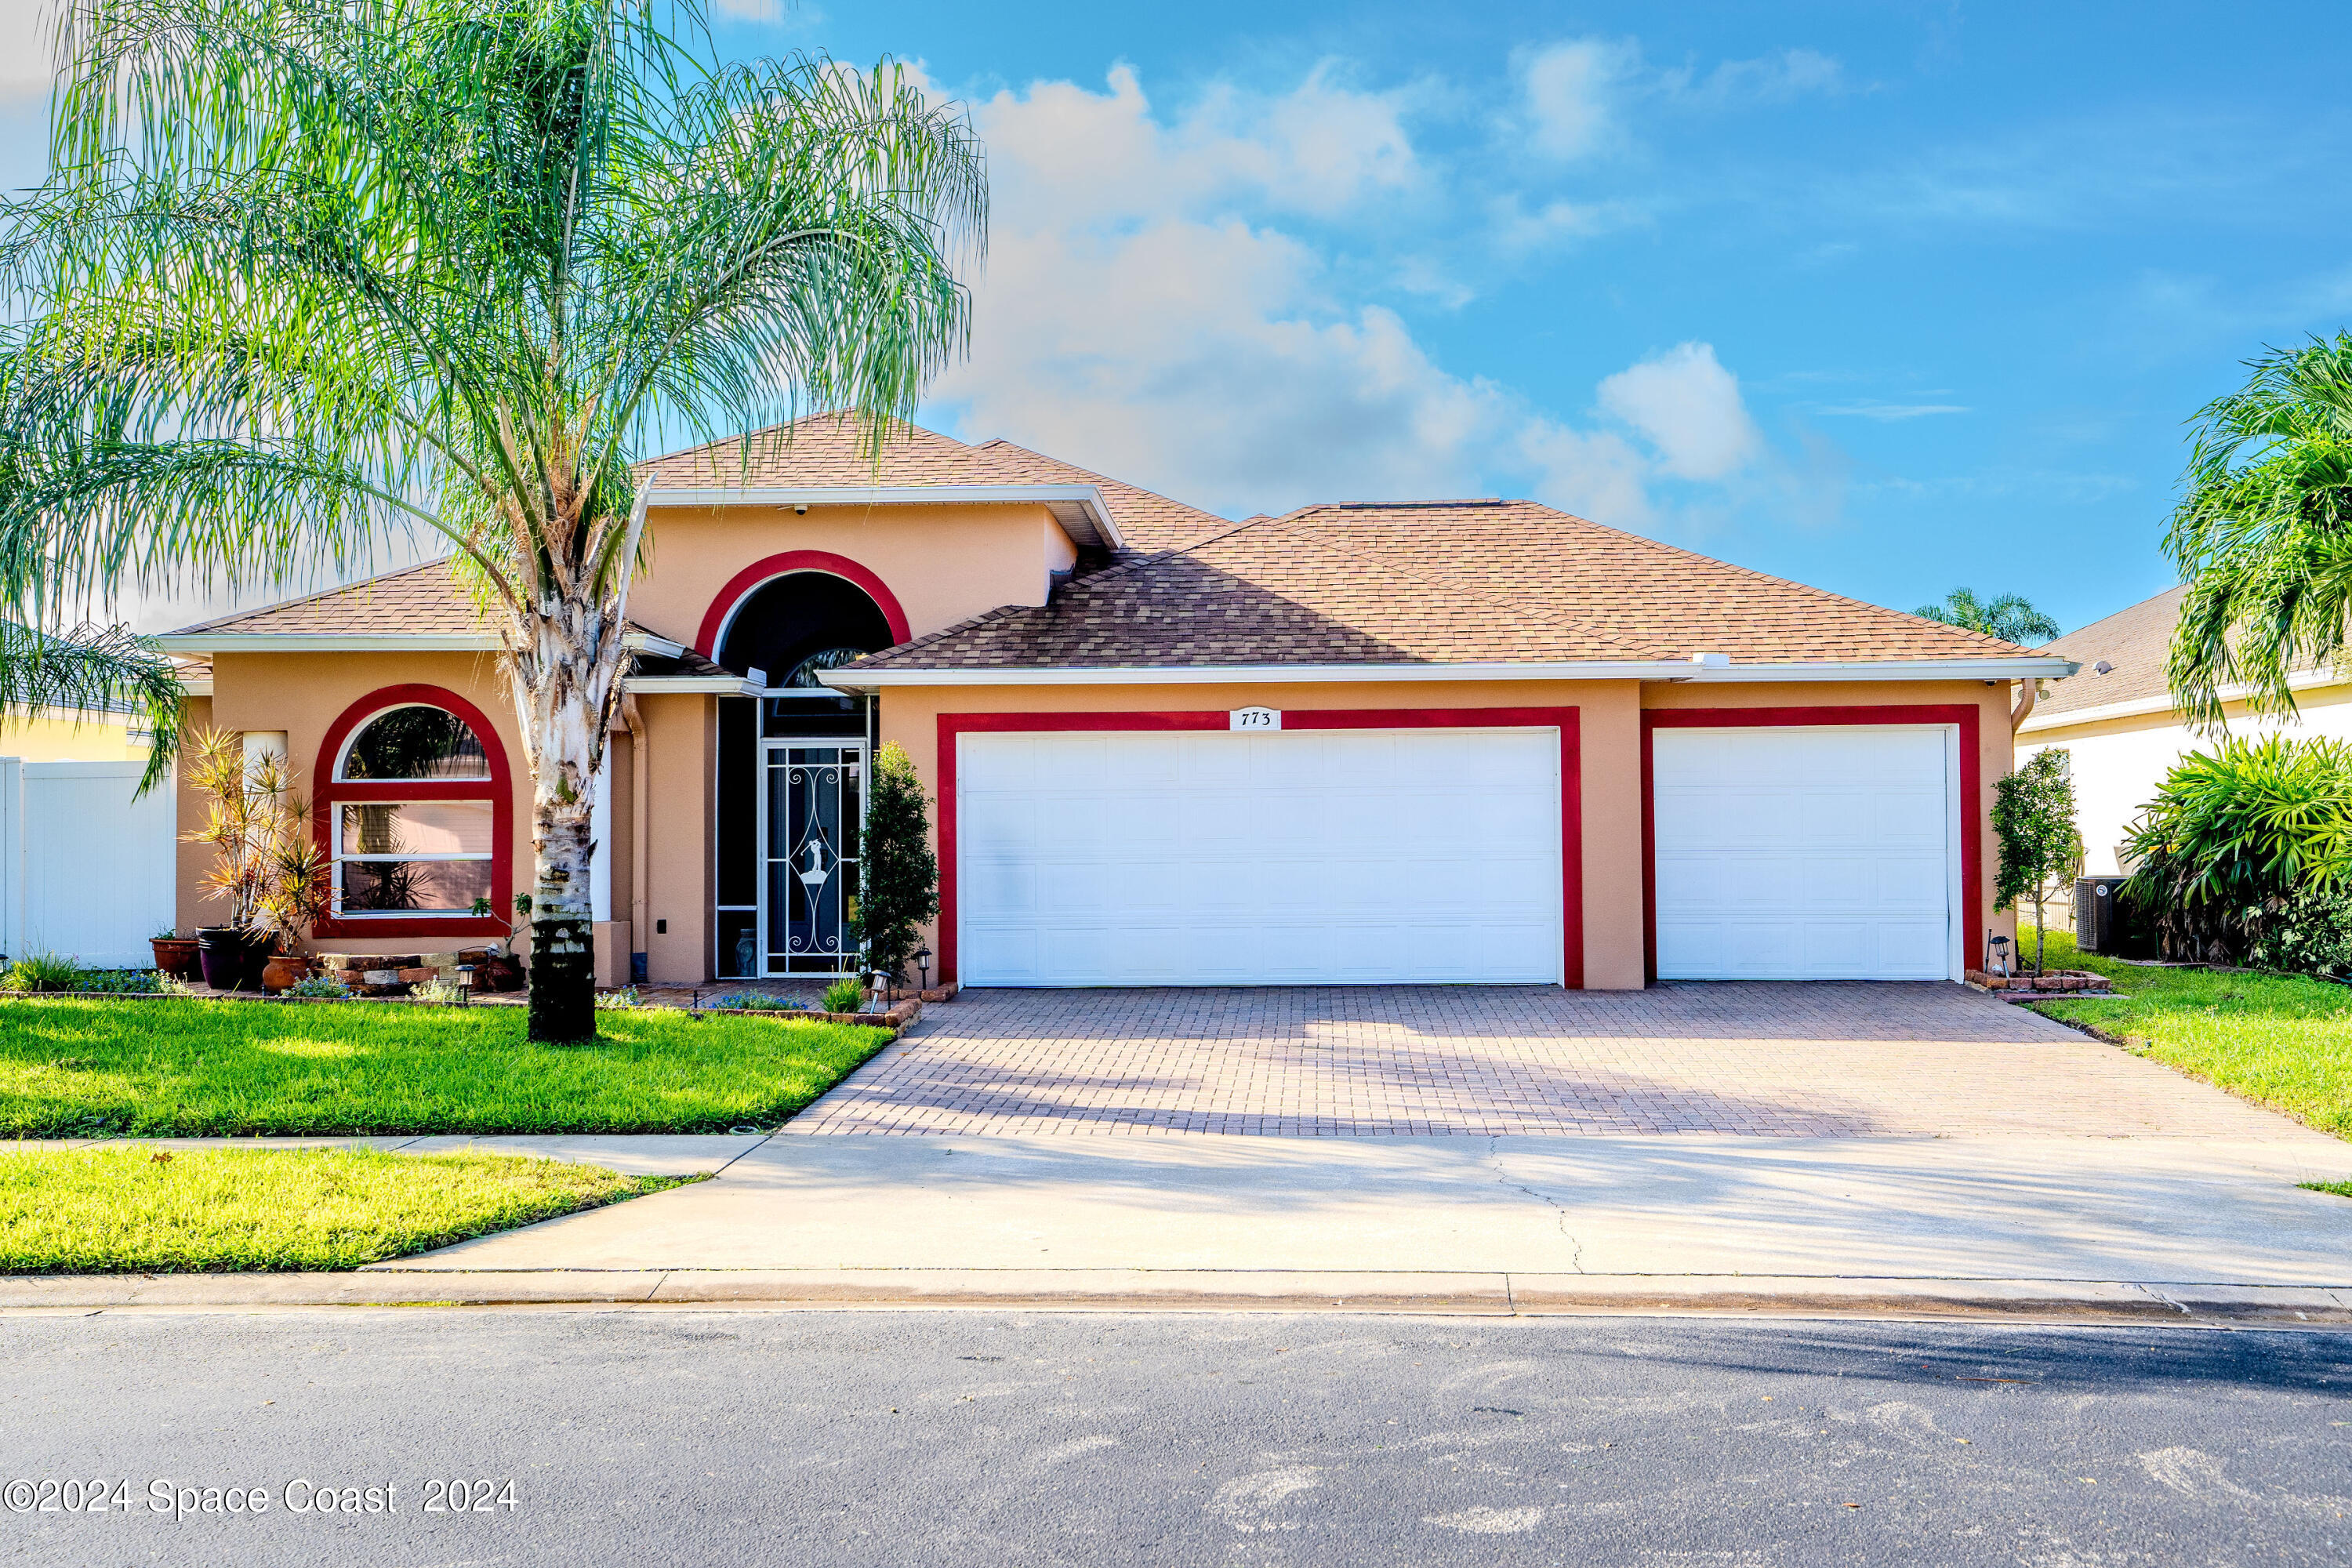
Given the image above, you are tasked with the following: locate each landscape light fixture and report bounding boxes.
[455,964,474,1006]
[916,947,931,992]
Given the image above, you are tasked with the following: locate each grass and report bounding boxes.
[2025,926,2352,1141]
[0,998,895,1137]
[0,1145,695,1272]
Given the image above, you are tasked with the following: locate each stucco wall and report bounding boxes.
[0,710,151,764]
[626,502,1075,651]
[878,676,2018,992]
[187,651,532,955]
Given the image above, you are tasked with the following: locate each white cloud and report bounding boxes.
[1515,38,1636,162]
[1816,400,1971,420]
[1664,48,1845,109]
[927,64,1777,533]
[1595,343,1761,481]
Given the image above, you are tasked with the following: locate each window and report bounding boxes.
[328,703,499,919]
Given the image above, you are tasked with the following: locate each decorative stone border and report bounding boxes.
[1966,969,2112,994]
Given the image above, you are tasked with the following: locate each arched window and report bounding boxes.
[314,688,511,935]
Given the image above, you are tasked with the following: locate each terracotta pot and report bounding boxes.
[150,937,201,981]
[260,954,310,995]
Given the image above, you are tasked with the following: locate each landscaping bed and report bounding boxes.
[0,1145,691,1272]
[2025,927,2352,1140]
[0,998,895,1137]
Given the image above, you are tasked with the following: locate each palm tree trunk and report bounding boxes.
[510,593,628,1044]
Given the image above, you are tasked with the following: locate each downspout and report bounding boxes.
[2010,677,2037,733]
[623,691,650,986]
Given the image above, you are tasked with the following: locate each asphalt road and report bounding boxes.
[2,1309,2347,1566]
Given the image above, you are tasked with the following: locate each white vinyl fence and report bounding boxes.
[0,759,177,969]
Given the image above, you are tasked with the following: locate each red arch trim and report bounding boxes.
[310,683,516,940]
[694,550,913,660]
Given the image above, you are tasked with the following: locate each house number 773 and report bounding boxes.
[1229,706,1281,731]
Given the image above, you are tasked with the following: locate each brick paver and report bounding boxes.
[789,982,2307,1138]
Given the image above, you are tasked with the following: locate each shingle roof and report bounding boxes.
[634,417,1229,554]
[169,558,488,637]
[169,421,2032,669]
[2029,587,2188,717]
[855,499,2028,670]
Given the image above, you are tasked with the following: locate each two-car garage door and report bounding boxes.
[956,728,1563,985]
[952,721,1961,986]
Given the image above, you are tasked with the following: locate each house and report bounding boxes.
[156,417,2074,990]
[2017,586,2352,888]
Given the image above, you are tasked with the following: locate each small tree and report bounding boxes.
[858,743,938,986]
[1994,749,2083,973]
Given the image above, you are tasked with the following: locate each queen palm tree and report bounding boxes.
[1914,587,2061,647]
[0,0,985,1038]
[0,621,182,793]
[2165,332,2352,731]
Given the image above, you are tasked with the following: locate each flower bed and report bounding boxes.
[1967,968,2112,994]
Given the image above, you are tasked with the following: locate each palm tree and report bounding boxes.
[2164,332,2352,731]
[0,622,182,793]
[0,0,985,1039]
[1914,588,2061,646]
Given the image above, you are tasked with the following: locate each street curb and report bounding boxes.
[5,1270,2350,1324]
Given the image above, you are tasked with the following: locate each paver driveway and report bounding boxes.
[790,982,2310,1138]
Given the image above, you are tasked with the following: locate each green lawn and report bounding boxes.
[0,999,894,1137]
[0,1145,693,1272]
[2026,927,2352,1140]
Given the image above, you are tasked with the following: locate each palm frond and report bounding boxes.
[0,620,183,793]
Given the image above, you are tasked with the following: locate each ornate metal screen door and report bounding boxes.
[761,742,864,976]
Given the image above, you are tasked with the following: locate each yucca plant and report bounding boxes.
[2119,735,2352,961]
[0,0,985,1040]
[180,727,329,947]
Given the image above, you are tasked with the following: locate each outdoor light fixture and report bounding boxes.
[916,947,931,993]
[455,964,474,1006]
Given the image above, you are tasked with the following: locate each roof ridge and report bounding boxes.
[167,555,459,636]
[635,412,967,477]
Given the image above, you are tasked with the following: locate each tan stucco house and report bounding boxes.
[156,417,2075,991]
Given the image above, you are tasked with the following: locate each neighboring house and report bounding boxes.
[0,706,158,766]
[2018,586,2352,890]
[156,417,2074,990]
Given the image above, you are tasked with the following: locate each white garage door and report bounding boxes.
[1652,726,1958,981]
[957,728,1563,985]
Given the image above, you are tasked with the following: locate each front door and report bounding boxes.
[760,740,865,977]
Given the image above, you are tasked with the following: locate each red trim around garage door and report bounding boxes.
[310,683,516,940]
[1639,705,1981,984]
[936,707,1584,989]
[694,550,913,658]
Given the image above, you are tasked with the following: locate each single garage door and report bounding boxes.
[1652,725,1958,981]
[956,728,1563,985]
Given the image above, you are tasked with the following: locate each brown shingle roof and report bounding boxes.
[2030,587,2188,717]
[169,558,488,637]
[633,418,1230,554]
[855,500,2028,670]
[169,423,2034,669]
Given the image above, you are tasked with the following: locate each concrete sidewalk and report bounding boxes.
[15,1126,2352,1321]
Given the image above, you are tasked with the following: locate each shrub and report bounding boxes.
[858,743,938,987]
[286,975,351,999]
[2246,887,2352,978]
[73,968,164,994]
[593,987,639,1011]
[821,978,866,1014]
[2122,735,2352,963]
[4,953,83,993]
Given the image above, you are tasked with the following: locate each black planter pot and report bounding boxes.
[196,927,270,992]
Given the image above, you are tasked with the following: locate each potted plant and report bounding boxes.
[182,728,330,991]
[148,925,201,981]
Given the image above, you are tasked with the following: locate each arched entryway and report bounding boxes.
[702,557,901,981]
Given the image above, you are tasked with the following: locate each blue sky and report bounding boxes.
[5,1,2348,635]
